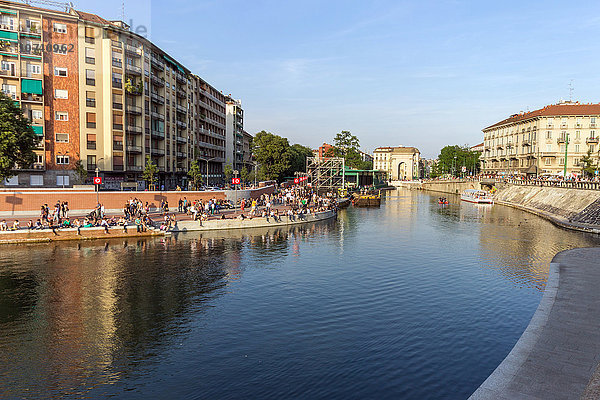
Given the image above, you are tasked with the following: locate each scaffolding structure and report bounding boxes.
[306,157,345,193]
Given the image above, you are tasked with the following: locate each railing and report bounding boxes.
[126,145,142,153]
[150,92,164,104]
[126,125,142,134]
[151,148,165,156]
[125,104,142,114]
[586,137,599,144]
[125,44,142,56]
[113,142,123,151]
[502,178,600,191]
[112,59,122,68]
[0,69,16,77]
[151,130,165,139]
[151,57,165,69]
[151,111,164,120]
[151,75,164,86]
[126,64,142,74]
[128,165,143,171]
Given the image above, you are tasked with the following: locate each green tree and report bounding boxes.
[251,130,291,181]
[433,145,480,177]
[224,164,233,182]
[74,160,88,184]
[580,150,597,177]
[333,130,360,158]
[285,143,313,176]
[188,160,203,189]
[142,155,158,189]
[0,93,38,181]
[240,166,249,182]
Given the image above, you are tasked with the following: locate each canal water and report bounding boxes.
[1,188,600,399]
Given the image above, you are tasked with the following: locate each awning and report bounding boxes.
[0,8,17,15]
[525,165,539,175]
[31,125,43,136]
[21,79,42,94]
[0,30,18,41]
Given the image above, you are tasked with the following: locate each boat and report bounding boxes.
[352,191,381,207]
[337,197,351,208]
[460,189,494,204]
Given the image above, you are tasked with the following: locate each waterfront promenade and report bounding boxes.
[470,248,600,399]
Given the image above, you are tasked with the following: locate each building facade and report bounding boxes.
[373,146,421,180]
[225,96,244,172]
[481,102,600,176]
[1,0,234,189]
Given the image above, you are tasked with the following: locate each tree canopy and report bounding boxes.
[251,130,291,181]
[0,93,38,181]
[285,143,313,177]
[431,145,480,177]
[188,160,203,189]
[142,155,158,188]
[325,131,372,170]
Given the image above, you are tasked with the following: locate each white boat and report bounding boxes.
[461,189,494,204]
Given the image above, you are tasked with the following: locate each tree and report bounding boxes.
[240,166,249,182]
[580,150,597,177]
[74,160,88,184]
[325,131,371,169]
[285,143,313,176]
[0,93,38,181]
[224,164,233,182]
[251,130,291,181]
[142,155,158,189]
[188,160,203,189]
[432,145,480,177]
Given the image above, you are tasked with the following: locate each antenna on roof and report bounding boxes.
[121,0,125,23]
[18,0,73,11]
[569,79,574,102]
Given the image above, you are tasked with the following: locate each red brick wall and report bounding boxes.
[43,16,80,170]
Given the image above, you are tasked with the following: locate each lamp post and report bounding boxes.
[198,155,216,187]
[95,157,104,205]
[563,133,570,178]
[252,161,258,187]
[233,169,239,213]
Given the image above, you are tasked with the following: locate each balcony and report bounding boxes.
[0,69,16,77]
[176,152,186,159]
[151,130,165,139]
[113,165,124,171]
[112,59,122,68]
[151,148,165,156]
[112,79,122,89]
[151,57,165,70]
[176,73,186,83]
[176,120,187,129]
[496,144,503,150]
[557,137,566,144]
[522,140,531,146]
[587,137,599,144]
[126,104,142,114]
[128,165,143,171]
[126,145,142,153]
[126,125,142,134]
[111,40,122,48]
[125,45,142,57]
[151,75,164,86]
[591,123,597,129]
[176,136,187,144]
[151,111,164,121]
[126,63,142,75]
[176,88,186,98]
[176,104,186,114]
[113,102,123,110]
[151,92,164,104]
[113,142,124,151]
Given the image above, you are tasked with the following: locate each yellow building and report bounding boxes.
[482,101,600,176]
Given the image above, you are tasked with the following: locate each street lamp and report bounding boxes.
[95,158,104,204]
[198,155,216,187]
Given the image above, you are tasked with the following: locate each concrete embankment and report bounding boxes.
[0,225,163,244]
[470,248,600,399]
[171,209,336,232]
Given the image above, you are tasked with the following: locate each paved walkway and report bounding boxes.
[470,248,600,399]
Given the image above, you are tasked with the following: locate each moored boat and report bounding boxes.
[352,192,381,207]
[460,189,493,204]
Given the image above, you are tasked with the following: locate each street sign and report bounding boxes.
[294,178,299,184]
[232,178,241,185]
[93,177,102,185]
[233,170,239,175]
[461,166,467,173]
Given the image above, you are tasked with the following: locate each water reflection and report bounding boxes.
[0,190,599,399]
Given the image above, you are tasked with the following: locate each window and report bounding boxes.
[36,154,43,164]
[31,109,43,120]
[56,155,69,165]
[87,134,96,150]
[53,23,67,33]
[575,145,580,153]
[54,67,67,77]
[86,69,95,86]
[26,64,41,75]
[546,131,552,139]
[55,111,68,121]
[86,112,96,128]
[574,158,580,166]
[87,155,96,170]
[591,145,596,153]
[1,84,16,99]
[85,27,95,44]
[576,131,581,139]
[85,47,95,64]
[86,91,95,107]
[55,133,69,143]
[546,144,552,152]
[30,175,43,186]
[559,157,565,166]
[560,144,566,153]
[54,89,68,99]
[56,176,69,186]
[591,131,597,139]
[545,158,551,166]
[53,45,68,55]
[3,176,18,186]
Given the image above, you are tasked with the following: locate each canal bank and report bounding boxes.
[469,247,600,399]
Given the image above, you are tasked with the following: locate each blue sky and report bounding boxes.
[75,0,600,158]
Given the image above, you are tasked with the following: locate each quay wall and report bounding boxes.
[0,186,275,217]
[391,180,479,194]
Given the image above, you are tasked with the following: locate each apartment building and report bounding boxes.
[0,0,232,189]
[225,96,244,172]
[481,101,600,176]
[373,146,421,180]
[242,130,253,172]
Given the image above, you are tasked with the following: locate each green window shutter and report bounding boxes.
[0,30,18,41]
[31,125,43,136]
[21,79,43,94]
